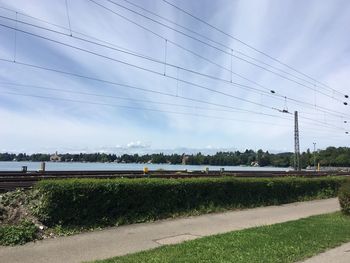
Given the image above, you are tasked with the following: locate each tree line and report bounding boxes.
[0,147,349,167]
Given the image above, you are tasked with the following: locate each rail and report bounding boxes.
[0,170,349,192]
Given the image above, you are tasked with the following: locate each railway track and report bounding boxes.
[0,170,349,192]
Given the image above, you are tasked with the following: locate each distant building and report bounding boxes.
[251,161,259,167]
[50,151,61,162]
[182,154,189,165]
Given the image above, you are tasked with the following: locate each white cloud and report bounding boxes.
[126,141,150,149]
[0,0,349,153]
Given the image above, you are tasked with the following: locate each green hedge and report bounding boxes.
[0,221,38,246]
[339,179,350,215]
[34,177,346,227]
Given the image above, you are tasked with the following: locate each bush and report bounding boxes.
[0,221,38,245]
[339,180,350,215]
[34,177,345,227]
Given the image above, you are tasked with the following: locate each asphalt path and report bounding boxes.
[0,198,340,263]
[301,242,350,263]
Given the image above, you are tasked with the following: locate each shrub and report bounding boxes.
[34,177,345,227]
[0,221,38,245]
[339,180,350,215]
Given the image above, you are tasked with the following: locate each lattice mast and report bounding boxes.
[294,111,301,171]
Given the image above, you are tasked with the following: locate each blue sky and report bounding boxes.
[0,0,349,154]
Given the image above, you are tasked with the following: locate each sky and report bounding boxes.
[0,0,349,154]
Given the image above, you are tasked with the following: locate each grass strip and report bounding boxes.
[93,212,350,263]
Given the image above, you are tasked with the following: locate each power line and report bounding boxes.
[0,81,281,116]
[0,58,345,131]
[0,60,288,119]
[0,6,280,96]
[1,89,345,134]
[87,0,349,114]
[0,90,294,127]
[96,0,347,102]
[6,80,341,129]
[0,22,291,113]
[64,0,72,36]
[0,15,278,98]
[0,12,347,119]
[1,16,348,123]
[1,21,348,123]
[161,0,348,99]
[0,3,347,142]
[117,0,347,99]
[12,11,17,62]
[0,5,159,62]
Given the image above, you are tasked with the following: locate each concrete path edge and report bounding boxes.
[0,198,341,263]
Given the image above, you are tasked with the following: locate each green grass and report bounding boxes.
[93,212,350,263]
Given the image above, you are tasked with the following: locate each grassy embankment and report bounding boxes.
[93,212,350,263]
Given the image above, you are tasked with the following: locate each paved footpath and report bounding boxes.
[0,198,340,263]
[301,242,350,263]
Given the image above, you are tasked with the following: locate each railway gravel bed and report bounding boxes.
[0,170,349,192]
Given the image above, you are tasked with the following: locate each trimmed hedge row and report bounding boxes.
[34,177,346,227]
[339,179,350,215]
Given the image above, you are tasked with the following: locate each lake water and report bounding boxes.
[0,161,288,172]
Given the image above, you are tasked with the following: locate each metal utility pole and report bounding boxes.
[294,111,301,171]
[313,142,316,171]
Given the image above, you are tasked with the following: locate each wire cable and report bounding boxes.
[64,0,72,36]
[0,12,347,118]
[1,90,294,127]
[161,0,348,98]
[1,15,348,122]
[0,22,291,113]
[0,58,344,131]
[97,0,346,102]
[117,0,347,99]
[0,60,289,119]
[0,81,284,116]
[0,15,280,98]
[1,89,345,133]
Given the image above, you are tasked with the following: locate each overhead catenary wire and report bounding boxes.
[161,0,348,99]
[86,0,349,112]
[0,12,346,119]
[0,60,290,119]
[0,17,348,123]
[1,88,345,134]
[0,81,288,117]
[1,23,348,126]
[64,0,72,36]
[0,22,294,114]
[13,11,17,62]
[230,49,233,83]
[0,2,348,142]
[0,21,348,126]
[0,5,161,63]
[0,9,348,125]
[0,16,277,97]
[0,14,281,100]
[0,58,344,131]
[97,0,347,102]
[0,5,280,97]
[164,39,167,75]
[176,66,179,96]
[0,90,294,127]
[117,0,348,99]
[5,80,340,129]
